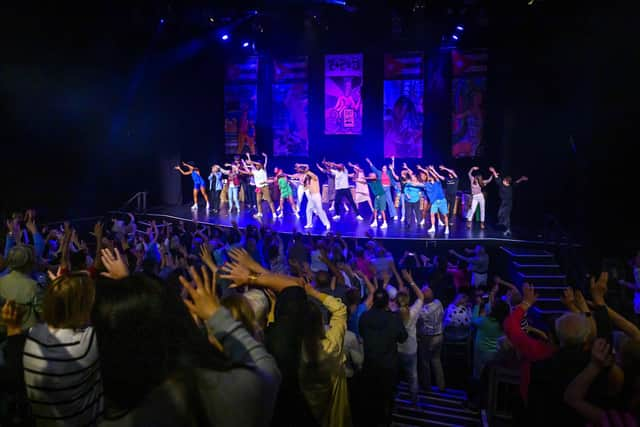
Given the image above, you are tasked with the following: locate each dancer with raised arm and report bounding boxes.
[274,168,299,218]
[349,161,374,214]
[365,158,388,229]
[439,165,459,226]
[208,165,223,214]
[301,165,331,230]
[290,164,308,213]
[403,169,424,229]
[466,166,492,230]
[488,166,528,236]
[221,163,241,213]
[390,156,405,223]
[424,166,450,234]
[367,159,398,221]
[174,161,210,211]
[316,161,338,214]
[324,160,363,222]
[246,153,276,219]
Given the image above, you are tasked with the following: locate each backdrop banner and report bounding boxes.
[451,49,488,158]
[383,52,424,158]
[224,56,259,155]
[272,57,309,157]
[324,53,363,135]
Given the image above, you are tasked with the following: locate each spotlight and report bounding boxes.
[250,10,259,15]
[456,25,464,31]
[452,34,459,40]
[159,18,165,24]
[221,34,229,41]
[242,41,249,48]
[209,17,215,23]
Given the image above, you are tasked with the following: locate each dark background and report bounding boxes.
[1,1,637,259]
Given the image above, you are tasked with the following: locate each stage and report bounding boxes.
[142,204,561,248]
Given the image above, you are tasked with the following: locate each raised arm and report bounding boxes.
[488,166,500,179]
[515,176,529,184]
[428,166,445,181]
[174,165,190,175]
[448,249,472,263]
[365,158,380,175]
[262,153,268,170]
[468,166,479,181]
[439,165,457,178]
[316,163,327,174]
[181,161,195,171]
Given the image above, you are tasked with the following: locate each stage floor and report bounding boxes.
[145,204,547,244]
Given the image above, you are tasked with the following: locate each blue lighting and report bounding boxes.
[456,25,464,31]
[221,34,229,41]
[242,41,250,48]
[452,34,459,40]
[160,18,165,24]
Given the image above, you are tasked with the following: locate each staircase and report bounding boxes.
[392,383,482,427]
[501,246,567,314]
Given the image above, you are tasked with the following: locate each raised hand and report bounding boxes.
[522,282,538,307]
[227,247,266,274]
[561,287,578,311]
[219,261,251,288]
[179,265,219,321]
[93,222,103,239]
[574,289,589,313]
[1,300,25,336]
[400,269,413,284]
[199,244,217,274]
[590,272,608,305]
[590,338,612,368]
[100,248,129,280]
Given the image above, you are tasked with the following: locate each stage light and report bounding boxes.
[456,25,464,31]
[209,17,215,23]
[160,18,165,24]
[221,34,229,41]
[250,10,259,15]
[242,41,249,47]
[452,34,459,40]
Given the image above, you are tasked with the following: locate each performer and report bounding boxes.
[274,168,299,218]
[488,167,528,236]
[439,165,459,226]
[466,166,492,230]
[208,165,223,213]
[367,159,398,221]
[301,165,331,230]
[403,170,424,229]
[323,160,362,221]
[316,161,338,213]
[174,162,209,211]
[349,162,374,214]
[221,163,241,213]
[389,156,404,222]
[365,158,388,229]
[245,153,276,219]
[423,166,450,234]
[291,164,308,213]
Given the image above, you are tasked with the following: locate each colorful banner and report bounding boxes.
[383,52,424,158]
[224,57,259,155]
[272,57,309,157]
[451,50,488,158]
[324,54,363,135]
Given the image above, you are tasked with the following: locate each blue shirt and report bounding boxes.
[209,172,223,191]
[404,183,423,203]
[348,303,368,337]
[425,181,445,202]
[192,171,205,186]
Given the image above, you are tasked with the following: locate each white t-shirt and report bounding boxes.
[398,299,424,355]
[252,169,268,188]
[332,169,350,190]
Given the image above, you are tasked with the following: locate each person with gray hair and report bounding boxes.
[449,245,489,288]
[554,312,592,348]
[0,244,40,330]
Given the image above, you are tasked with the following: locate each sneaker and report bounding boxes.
[253,213,263,218]
[325,223,331,230]
[380,222,388,229]
[356,215,364,221]
[332,215,340,220]
[419,219,425,226]
[328,206,335,212]
[427,226,436,233]
[466,221,472,229]
[393,216,398,221]
[370,220,378,228]
[304,224,313,229]
[277,212,284,218]
[344,206,350,213]
[438,219,445,226]
[503,229,512,237]
[444,226,450,234]
[400,216,405,222]
[191,204,198,210]
[294,211,300,218]
[206,203,210,210]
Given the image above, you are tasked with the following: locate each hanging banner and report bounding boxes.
[224,56,259,155]
[324,53,363,135]
[272,57,309,157]
[451,49,488,158]
[383,52,424,158]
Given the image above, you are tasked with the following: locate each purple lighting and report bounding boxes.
[242,41,249,48]
[456,25,464,31]
[221,34,229,41]
[452,34,459,40]
[159,18,165,24]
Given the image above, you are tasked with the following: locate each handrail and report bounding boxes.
[120,191,148,212]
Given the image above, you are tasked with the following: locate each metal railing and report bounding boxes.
[121,192,148,212]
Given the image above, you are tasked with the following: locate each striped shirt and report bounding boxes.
[24,324,103,426]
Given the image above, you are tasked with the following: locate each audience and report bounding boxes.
[1,209,639,427]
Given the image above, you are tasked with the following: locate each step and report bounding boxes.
[500,247,553,257]
[516,273,566,286]
[533,298,566,311]
[529,286,567,298]
[394,399,479,418]
[396,391,468,409]
[392,411,481,427]
[397,383,467,399]
[512,262,562,275]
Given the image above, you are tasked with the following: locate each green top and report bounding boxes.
[367,179,385,197]
[277,176,291,192]
[471,305,503,353]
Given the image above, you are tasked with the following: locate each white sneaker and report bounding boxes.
[332,215,340,220]
[295,211,300,218]
[444,226,450,234]
[428,226,436,233]
[304,224,313,229]
[325,223,331,230]
[400,216,405,222]
[393,216,398,221]
[328,206,335,212]
[371,220,378,228]
[380,222,388,229]
[356,215,364,221]
[191,204,198,210]
[253,212,263,218]
[438,219,445,227]
[206,203,210,209]
[419,219,425,226]
[344,206,350,213]
[277,212,284,218]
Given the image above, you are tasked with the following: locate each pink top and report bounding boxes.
[381,172,391,187]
